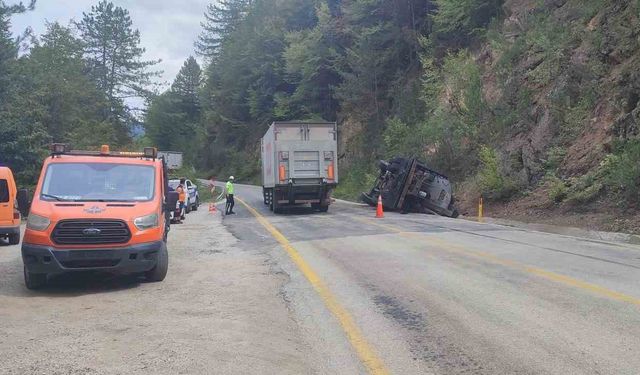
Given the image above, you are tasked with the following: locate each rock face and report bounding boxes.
[481,0,640,187]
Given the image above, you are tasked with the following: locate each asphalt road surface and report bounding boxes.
[219,183,640,374]
[1,182,639,374]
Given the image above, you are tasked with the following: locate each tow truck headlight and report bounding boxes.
[27,214,51,231]
[134,213,159,230]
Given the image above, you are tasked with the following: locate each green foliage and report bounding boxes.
[433,0,503,45]
[475,146,517,200]
[195,0,253,59]
[523,13,574,86]
[547,169,604,206]
[546,175,568,203]
[281,2,341,121]
[418,51,491,176]
[333,161,377,201]
[0,2,161,184]
[565,178,603,205]
[543,147,567,172]
[605,141,640,204]
[76,0,160,136]
[145,57,203,166]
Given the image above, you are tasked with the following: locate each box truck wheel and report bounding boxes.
[273,198,283,214]
[319,205,329,213]
[145,244,168,282]
[24,266,47,290]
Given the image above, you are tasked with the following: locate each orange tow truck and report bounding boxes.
[21,144,179,289]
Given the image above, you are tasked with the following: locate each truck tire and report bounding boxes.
[273,198,283,214]
[319,205,329,213]
[9,233,20,245]
[145,244,168,282]
[24,266,47,290]
[263,188,269,205]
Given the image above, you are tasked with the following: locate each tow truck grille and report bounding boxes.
[51,220,131,245]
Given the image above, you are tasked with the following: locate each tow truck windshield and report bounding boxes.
[41,163,155,202]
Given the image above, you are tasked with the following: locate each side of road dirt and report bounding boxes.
[0,209,316,375]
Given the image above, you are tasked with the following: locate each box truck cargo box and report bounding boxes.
[261,122,338,213]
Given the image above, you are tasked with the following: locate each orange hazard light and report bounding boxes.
[279,164,286,182]
[327,162,335,181]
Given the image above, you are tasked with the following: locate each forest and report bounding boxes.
[3,0,640,230]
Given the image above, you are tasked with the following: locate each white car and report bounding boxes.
[168,179,199,213]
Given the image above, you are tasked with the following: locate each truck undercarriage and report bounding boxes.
[362,157,459,218]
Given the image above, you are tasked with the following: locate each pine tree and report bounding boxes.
[76,0,160,138]
[145,57,203,165]
[195,0,253,59]
[170,56,202,122]
[25,22,112,146]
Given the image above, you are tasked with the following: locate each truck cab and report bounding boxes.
[21,144,178,289]
[0,166,21,245]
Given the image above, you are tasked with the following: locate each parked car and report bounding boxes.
[168,179,199,213]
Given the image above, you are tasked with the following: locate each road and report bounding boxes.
[1,183,639,374]
[221,183,640,374]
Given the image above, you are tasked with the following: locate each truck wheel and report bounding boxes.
[145,244,168,282]
[263,189,268,205]
[24,266,47,290]
[9,233,20,245]
[273,199,283,214]
[319,205,329,213]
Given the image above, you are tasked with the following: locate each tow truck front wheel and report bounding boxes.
[24,266,47,290]
[145,244,168,282]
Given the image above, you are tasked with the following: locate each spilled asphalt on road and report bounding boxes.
[1,182,639,374]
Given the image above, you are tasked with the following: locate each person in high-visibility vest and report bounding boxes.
[225,176,235,215]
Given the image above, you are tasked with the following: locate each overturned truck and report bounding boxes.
[361,157,459,218]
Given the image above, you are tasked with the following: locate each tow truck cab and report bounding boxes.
[21,144,179,290]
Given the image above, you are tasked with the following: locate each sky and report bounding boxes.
[9,0,211,91]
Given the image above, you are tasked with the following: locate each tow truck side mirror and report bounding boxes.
[17,189,30,217]
[166,191,179,212]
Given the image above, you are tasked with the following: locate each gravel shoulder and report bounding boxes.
[0,209,316,375]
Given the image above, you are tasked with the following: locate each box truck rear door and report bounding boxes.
[293,151,320,178]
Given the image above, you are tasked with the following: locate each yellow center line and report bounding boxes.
[236,198,389,375]
[350,214,640,308]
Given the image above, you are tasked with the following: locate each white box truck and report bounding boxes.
[261,122,338,213]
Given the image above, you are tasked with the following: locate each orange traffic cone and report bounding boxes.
[376,195,384,218]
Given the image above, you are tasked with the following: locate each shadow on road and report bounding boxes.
[273,206,332,216]
[0,270,143,298]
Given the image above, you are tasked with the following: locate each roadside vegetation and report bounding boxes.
[4,0,640,229]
